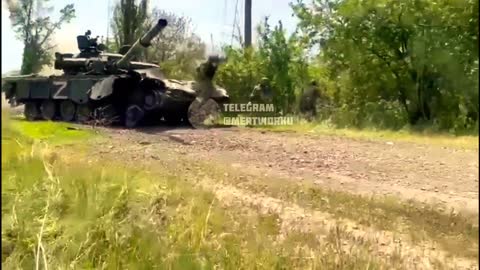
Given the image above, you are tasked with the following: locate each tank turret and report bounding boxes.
[53,19,168,74]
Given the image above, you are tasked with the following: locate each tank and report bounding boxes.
[2,18,230,128]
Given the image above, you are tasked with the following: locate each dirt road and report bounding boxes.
[88,125,479,268]
[101,126,479,215]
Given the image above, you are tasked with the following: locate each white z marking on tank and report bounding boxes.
[53,81,68,99]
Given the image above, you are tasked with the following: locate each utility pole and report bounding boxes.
[244,0,252,47]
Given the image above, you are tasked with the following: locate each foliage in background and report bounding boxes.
[291,0,479,132]
[110,0,148,52]
[218,0,478,133]
[5,0,75,74]
[148,9,206,80]
[216,18,311,113]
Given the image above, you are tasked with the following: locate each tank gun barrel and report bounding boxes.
[115,19,168,69]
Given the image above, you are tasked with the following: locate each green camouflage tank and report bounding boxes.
[2,19,230,128]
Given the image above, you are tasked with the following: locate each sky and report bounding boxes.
[1,0,299,73]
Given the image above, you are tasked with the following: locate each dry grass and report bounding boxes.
[144,153,479,261]
[254,121,479,150]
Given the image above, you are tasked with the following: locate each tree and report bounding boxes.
[110,0,148,54]
[216,18,309,113]
[148,9,192,62]
[5,0,75,74]
[257,18,296,111]
[291,0,478,132]
[147,9,206,79]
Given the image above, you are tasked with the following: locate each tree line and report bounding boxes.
[6,0,479,133]
[217,0,478,133]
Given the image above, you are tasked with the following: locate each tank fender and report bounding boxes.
[163,79,197,96]
[89,76,117,100]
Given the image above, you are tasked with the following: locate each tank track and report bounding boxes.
[18,95,222,129]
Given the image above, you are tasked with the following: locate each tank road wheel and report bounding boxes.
[24,102,40,121]
[40,100,57,120]
[125,105,145,128]
[187,98,221,129]
[144,92,158,111]
[59,100,77,122]
[76,104,92,123]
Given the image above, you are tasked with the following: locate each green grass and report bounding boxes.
[254,121,479,150]
[9,118,94,144]
[2,117,406,269]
